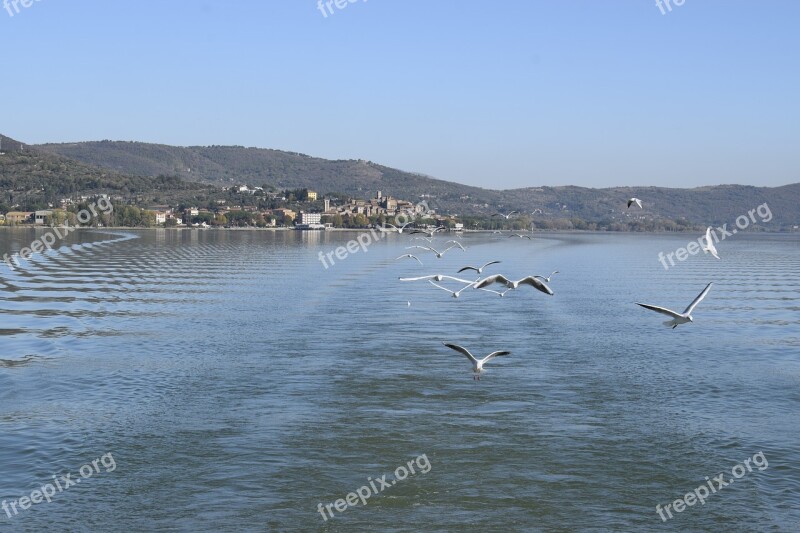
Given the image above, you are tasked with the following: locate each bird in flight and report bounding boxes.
[407,243,465,258]
[627,198,643,209]
[395,254,423,265]
[533,271,559,283]
[384,222,413,233]
[492,211,518,220]
[410,227,445,238]
[475,274,554,296]
[428,279,477,299]
[442,342,511,380]
[701,227,720,259]
[636,282,713,329]
[509,234,532,240]
[457,261,501,275]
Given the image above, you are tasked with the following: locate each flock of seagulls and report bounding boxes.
[387,198,718,379]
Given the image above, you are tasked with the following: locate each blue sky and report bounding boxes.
[1,0,798,189]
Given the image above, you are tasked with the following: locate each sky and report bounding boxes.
[1,0,798,190]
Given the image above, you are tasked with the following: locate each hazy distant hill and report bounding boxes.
[33,140,800,228]
[0,135,217,210]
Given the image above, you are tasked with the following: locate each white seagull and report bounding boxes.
[428,279,477,299]
[509,234,532,240]
[492,211,518,220]
[395,254,423,265]
[533,270,559,283]
[636,282,713,329]
[627,198,643,209]
[458,260,501,274]
[410,227,445,238]
[702,227,720,259]
[407,244,465,258]
[399,274,476,284]
[384,222,413,233]
[443,342,511,380]
[475,274,554,296]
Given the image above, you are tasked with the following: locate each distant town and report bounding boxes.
[0,188,473,230]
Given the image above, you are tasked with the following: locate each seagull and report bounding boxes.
[442,342,511,380]
[385,222,413,233]
[533,270,559,283]
[458,260,501,274]
[702,227,720,259]
[395,254,423,265]
[478,287,512,297]
[627,198,643,209]
[410,227,445,238]
[443,240,466,251]
[636,282,713,329]
[509,234,532,240]
[428,279,476,299]
[407,244,464,258]
[399,274,476,284]
[474,274,554,296]
[492,211,518,220]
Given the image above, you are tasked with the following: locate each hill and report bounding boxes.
[35,139,800,229]
[0,135,219,211]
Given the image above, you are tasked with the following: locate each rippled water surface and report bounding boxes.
[1,228,798,532]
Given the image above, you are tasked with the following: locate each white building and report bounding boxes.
[299,212,322,225]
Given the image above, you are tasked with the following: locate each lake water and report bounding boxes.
[1,228,798,532]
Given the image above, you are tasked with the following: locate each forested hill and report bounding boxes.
[1,135,217,210]
[36,139,800,228]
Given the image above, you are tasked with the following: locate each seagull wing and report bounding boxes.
[704,227,720,258]
[480,351,511,365]
[683,283,713,315]
[491,213,502,217]
[635,199,642,208]
[508,211,518,217]
[636,303,683,319]
[439,275,478,284]
[443,343,478,364]
[516,276,554,295]
[475,274,511,289]
[457,266,479,273]
[481,260,501,270]
[399,275,438,282]
[428,280,454,294]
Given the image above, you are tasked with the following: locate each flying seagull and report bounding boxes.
[395,254,423,265]
[702,227,720,259]
[509,234,532,240]
[475,274,554,296]
[385,222,413,233]
[410,227,445,238]
[407,244,465,258]
[533,270,559,283]
[636,282,713,329]
[428,279,477,299]
[627,198,643,209]
[458,261,501,274]
[442,342,511,380]
[399,274,476,284]
[492,211,518,220]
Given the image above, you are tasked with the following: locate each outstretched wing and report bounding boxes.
[481,261,501,270]
[517,276,554,295]
[475,274,511,289]
[683,282,713,315]
[443,343,477,364]
[480,351,511,365]
[636,303,682,319]
[457,266,478,273]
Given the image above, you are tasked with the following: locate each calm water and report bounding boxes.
[0,228,798,532]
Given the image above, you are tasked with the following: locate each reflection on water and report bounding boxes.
[0,229,798,531]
